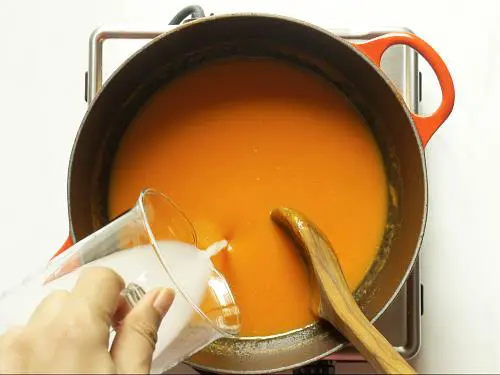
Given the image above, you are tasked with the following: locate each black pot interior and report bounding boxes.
[68,14,425,373]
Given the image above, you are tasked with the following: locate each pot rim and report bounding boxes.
[67,12,428,373]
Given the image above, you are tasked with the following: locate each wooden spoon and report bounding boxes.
[271,207,416,375]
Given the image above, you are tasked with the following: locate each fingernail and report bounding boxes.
[153,288,175,317]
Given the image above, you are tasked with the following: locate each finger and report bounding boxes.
[0,326,24,346]
[111,288,174,374]
[111,295,131,331]
[0,327,25,373]
[72,267,125,326]
[27,290,70,327]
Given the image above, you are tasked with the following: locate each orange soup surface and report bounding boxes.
[108,59,388,337]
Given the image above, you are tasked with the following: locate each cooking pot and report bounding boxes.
[54,14,454,374]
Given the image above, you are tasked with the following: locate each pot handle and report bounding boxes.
[50,235,73,260]
[353,32,455,147]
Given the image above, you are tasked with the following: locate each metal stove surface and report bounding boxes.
[85,24,422,369]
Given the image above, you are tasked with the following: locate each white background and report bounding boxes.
[0,0,499,373]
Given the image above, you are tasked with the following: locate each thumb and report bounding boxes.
[111,288,175,374]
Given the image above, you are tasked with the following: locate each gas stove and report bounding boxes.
[85,22,423,373]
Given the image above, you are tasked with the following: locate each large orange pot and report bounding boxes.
[56,14,454,373]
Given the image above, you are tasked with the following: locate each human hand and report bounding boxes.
[0,267,174,374]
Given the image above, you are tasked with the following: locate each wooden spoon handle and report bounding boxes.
[271,208,416,375]
[316,263,415,374]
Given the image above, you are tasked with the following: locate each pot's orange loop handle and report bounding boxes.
[354,32,455,147]
[51,235,74,260]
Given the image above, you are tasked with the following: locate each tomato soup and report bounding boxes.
[108,59,388,337]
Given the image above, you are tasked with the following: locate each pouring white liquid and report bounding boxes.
[0,240,230,372]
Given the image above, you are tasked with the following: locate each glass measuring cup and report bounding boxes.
[0,189,240,373]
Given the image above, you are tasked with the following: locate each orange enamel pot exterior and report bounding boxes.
[53,14,454,373]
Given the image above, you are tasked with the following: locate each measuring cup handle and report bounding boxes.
[353,32,455,147]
